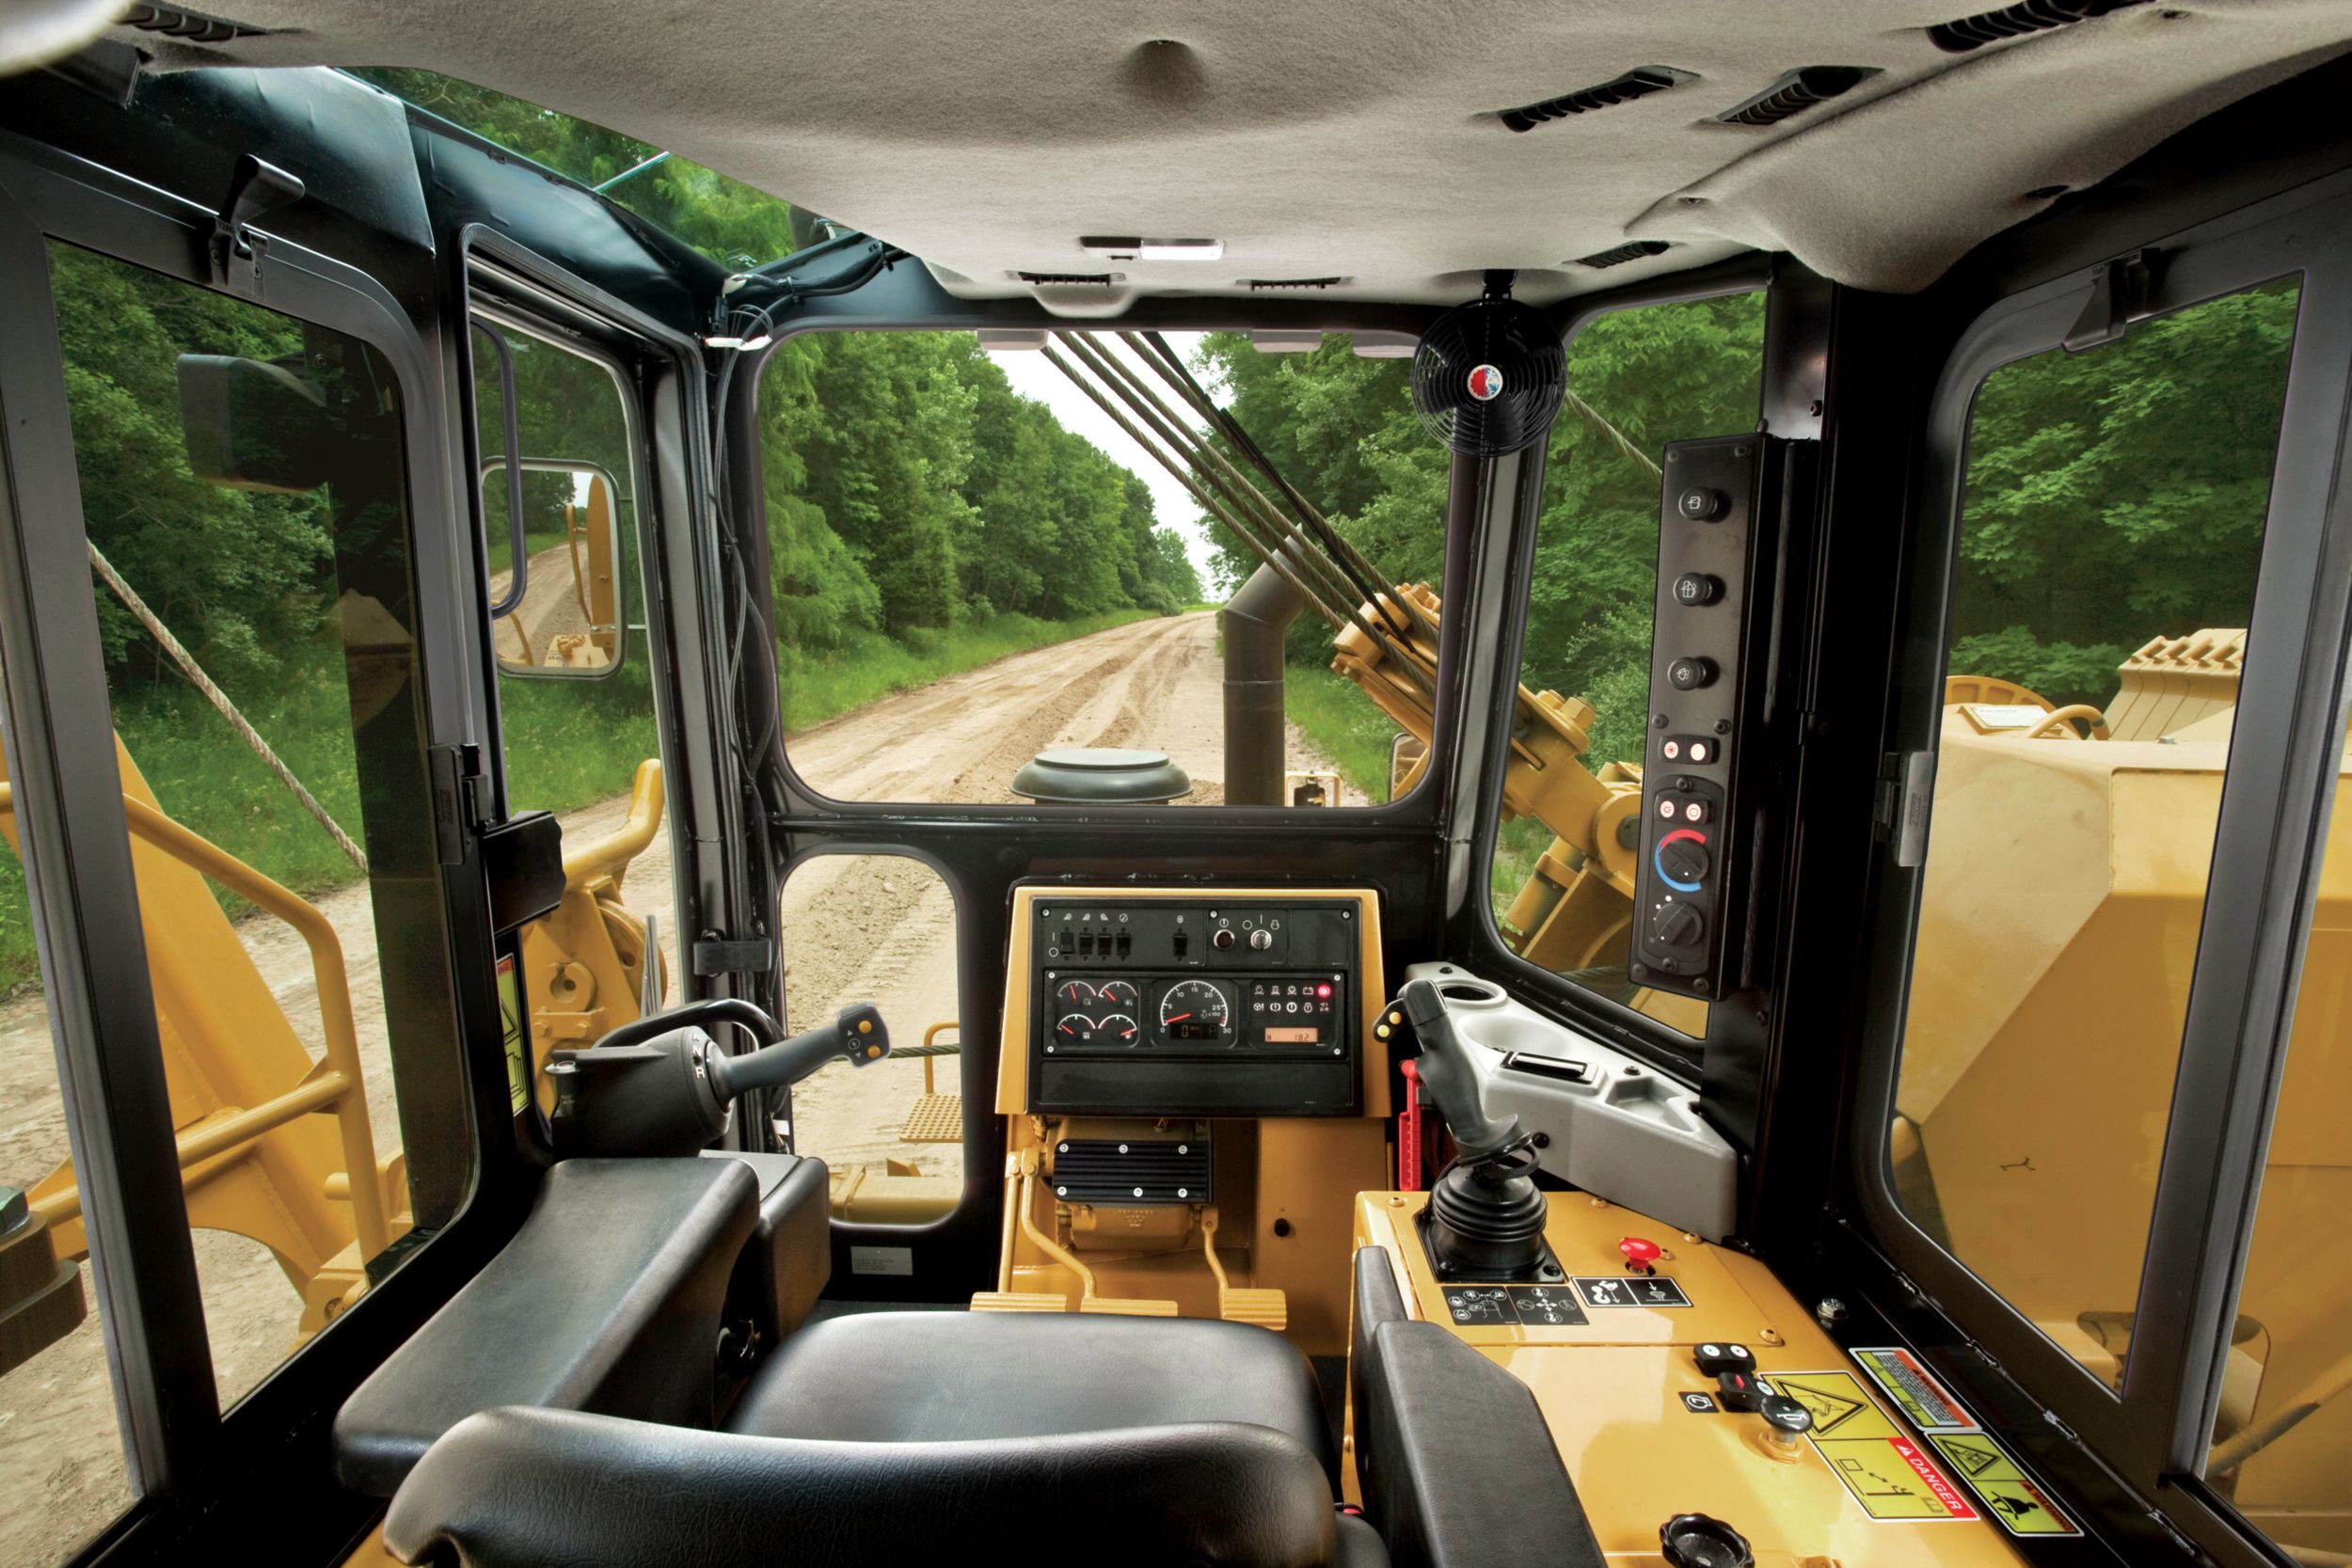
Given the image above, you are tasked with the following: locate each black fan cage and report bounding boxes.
[1410,297,1567,458]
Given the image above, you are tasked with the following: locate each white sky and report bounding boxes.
[987,332,1230,590]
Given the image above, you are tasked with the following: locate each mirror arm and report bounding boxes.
[470,319,531,618]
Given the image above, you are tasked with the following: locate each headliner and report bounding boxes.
[69,0,2352,310]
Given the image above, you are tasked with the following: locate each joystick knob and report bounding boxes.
[1758,1393,1814,1455]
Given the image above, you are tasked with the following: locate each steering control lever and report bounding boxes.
[548,999,890,1159]
[1396,979,1550,1279]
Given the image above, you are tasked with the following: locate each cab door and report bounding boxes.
[0,62,528,1564]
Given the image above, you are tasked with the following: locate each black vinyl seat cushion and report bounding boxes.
[724,1308,1343,1491]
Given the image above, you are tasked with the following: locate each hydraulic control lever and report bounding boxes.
[1397,979,1550,1279]
[548,998,889,1159]
[1400,979,1520,1156]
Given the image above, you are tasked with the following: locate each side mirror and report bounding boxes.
[482,459,626,674]
[176,353,336,493]
[1389,732,1429,803]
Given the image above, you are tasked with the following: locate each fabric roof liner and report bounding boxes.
[103,0,2352,310]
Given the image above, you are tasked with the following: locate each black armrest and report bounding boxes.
[335,1157,758,1497]
[1352,1250,1605,1568]
[385,1406,1345,1568]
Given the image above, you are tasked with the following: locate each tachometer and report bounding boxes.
[1158,979,1230,1042]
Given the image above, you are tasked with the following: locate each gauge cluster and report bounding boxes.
[1028,895,1363,1117]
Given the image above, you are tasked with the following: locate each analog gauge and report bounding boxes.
[1056,980,1098,1006]
[1098,979,1140,1009]
[1054,1013,1096,1044]
[1158,979,1231,1042]
[1097,1013,1140,1046]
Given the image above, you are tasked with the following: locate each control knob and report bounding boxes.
[1661,1513,1753,1568]
[1249,928,1273,951]
[1672,572,1723,607]
[1212,927,1236,951]
[1758,1394,1815,1455]
[1655,834,1711,885]
[1650,902,1706,949]
[1667,656,1718,691]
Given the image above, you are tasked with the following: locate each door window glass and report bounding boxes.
[758,330,1446,810]
[1486,292,1766,1040]
[470,318,678,1101]
[2203,673,2348,1560]
[14,242,472,1463]
[1890,278,2298,1389]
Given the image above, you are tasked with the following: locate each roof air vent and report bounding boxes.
[1499,66,1695,133]
[1928,0,2148,53]
[1245,277,1348,292]
[1715,66,1880,127]
[1572,241,1674,270]
[1010,271,1123,286]
[121,4,272,42]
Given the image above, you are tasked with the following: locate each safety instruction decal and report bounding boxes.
[1853,1345,1973,1432]
[1772,1370,1978,1523]
[1930,1433,2080,1536]
[1438,1284,1590,1327]
[497,954,527,1115]
[1849,1347,2084,1539]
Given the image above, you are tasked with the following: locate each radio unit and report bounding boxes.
[1027,897,1363,1117]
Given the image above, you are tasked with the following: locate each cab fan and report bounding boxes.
[1410,284,1566,458]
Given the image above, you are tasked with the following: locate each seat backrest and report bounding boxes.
[385,1406,1347,1568]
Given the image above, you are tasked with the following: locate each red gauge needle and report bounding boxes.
[1058,1023,1075,1035]
[1120,1028,1136,1038]
[1163,1013,1191,1025]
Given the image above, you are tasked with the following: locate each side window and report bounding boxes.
[2206,670,2347,1561]
[469,319,678,1091]
[1487,293,1765,1039]
[756,330,1444,811]
[1,243,471,1553]
[1889,280,2298,1389]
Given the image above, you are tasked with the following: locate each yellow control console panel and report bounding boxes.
[1354,1192,2061,1566]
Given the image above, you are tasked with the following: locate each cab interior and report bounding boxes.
[0,5,2346,1568]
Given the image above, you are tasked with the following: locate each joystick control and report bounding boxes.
[1400,979,1549,1279]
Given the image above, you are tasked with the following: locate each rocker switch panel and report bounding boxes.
[1631,436,1788,1001]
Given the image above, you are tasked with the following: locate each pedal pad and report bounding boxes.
[1217,1286,1288,1331]
[1077,1296,1180,1317]
[969,1291,1068,1313]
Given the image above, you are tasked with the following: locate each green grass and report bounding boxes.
[1279,662,1405,804]
[778,608,1155,734]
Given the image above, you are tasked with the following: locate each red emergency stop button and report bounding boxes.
[1619,1236,1662,1275]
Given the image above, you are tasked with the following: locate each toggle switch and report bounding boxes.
[1693,1342,1756,1376]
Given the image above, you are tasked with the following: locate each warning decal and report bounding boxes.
[1930,1433,2083,1537]
[1774,1371,1978,1523]
[1853,1345,1974,1433]
[497,955,527,1115]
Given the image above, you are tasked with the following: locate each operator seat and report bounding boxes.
[383,1308,1382,1566]
[722,1308,1342,1485]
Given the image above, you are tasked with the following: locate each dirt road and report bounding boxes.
[0,610,1350,1561]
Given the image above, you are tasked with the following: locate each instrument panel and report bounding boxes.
[1017,893,1369,1117]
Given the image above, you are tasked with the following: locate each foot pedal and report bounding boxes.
[1217,1287,1288,1331]
[970,1291,1069,1313]
[1077,1296,1180,1317]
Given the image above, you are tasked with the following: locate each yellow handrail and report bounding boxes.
[0,785,390,1259]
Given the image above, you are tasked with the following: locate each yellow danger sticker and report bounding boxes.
[1931,1433,2083,1537]
[497,954,527,1115]
[1771,1371,1979,1523]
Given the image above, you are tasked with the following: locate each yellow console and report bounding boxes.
[1355,1192,2049,1566]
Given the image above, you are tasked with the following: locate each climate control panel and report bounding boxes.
[1631,435,1794,1001]
[1026,896,1363,1117]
